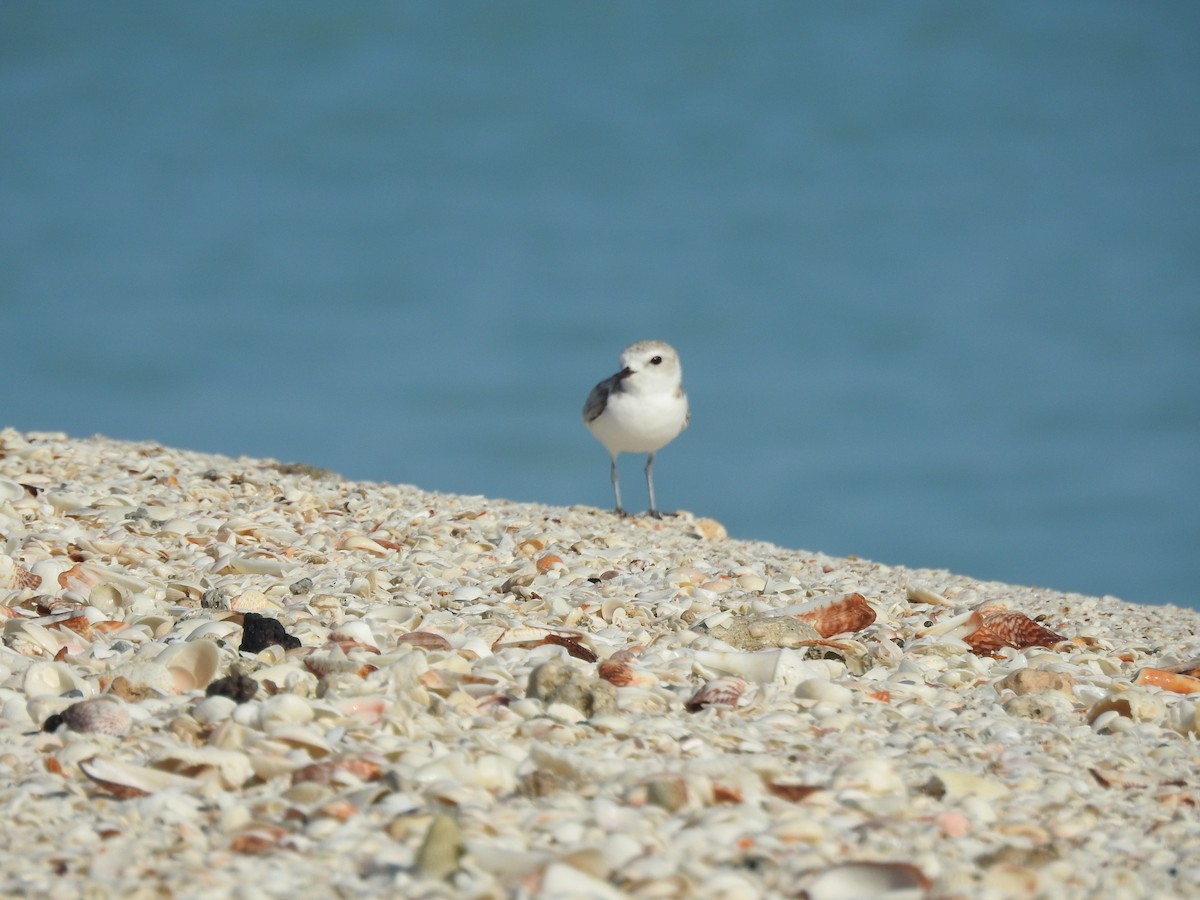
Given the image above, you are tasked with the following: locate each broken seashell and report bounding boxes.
[540,633,597,662]
[690,648,838,686]
[767,782,823,803]
[103,669,174,701]
[691,518,727,541]
[905,582,955,606]
[152,745,254,789]
[0,476,25,502]
[80,756,197,797]
[291,756,383,786]
[341,533,393,556]
[29,559,71,594]
[397,631,453,651]
[793,592,877,637]
[158,639,221,692]
[685,676,747,713]
[598,657,636,687]
[1134,668,1200,694]
[337,696,387,725]
[259,693,316,729]
[303,644,365,678]
[5,619,67,657]
[1087,688,1167,725]
[229,827,287,855]
[230,589,281,613]
[798,861,932,900]
[24,660,91,697]
[11,563,42,591]
[492,626,552,651]
[87,582,131,613]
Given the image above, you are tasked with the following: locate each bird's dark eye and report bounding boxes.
[650,356,662,365]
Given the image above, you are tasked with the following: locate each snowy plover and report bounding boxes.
[583,340,689,518]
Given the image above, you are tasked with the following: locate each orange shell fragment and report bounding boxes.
[598,658,635,686]
[795,592,877,638]
[1134,668,1200,694]
[963,609,1065,656]
[291,756,383,786]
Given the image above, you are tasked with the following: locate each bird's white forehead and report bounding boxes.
[621,340,678,366]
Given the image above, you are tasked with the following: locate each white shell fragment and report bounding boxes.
[0,428,1196,898]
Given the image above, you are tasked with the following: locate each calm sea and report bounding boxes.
[2,3,1197,609]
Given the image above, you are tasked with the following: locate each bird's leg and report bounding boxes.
[645,453,662,519]
[610,457,627,516]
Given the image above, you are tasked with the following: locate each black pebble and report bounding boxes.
[239,612,302,654]
[42,713,65,733]
[205,672,259,703]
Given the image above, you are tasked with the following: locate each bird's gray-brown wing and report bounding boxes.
[583,371,625,424]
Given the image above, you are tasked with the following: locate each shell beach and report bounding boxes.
[1,429,1198,899]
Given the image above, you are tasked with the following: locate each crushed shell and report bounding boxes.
[0,429,1197,898]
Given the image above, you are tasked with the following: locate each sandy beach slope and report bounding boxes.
[0,429,1197,898]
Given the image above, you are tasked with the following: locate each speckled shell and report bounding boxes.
[59,697,133,736]
[965,609,1065,656]
[685,677,747,713]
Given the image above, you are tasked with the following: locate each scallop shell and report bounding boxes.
[793,592,877,638]
[230,589,281,613]
[59,697,133,736]
[11,564,42,591]
[685,677,747,713]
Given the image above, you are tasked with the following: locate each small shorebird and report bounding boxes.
[583,340,689,518]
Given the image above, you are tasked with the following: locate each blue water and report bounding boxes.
[2,4,1197,609]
